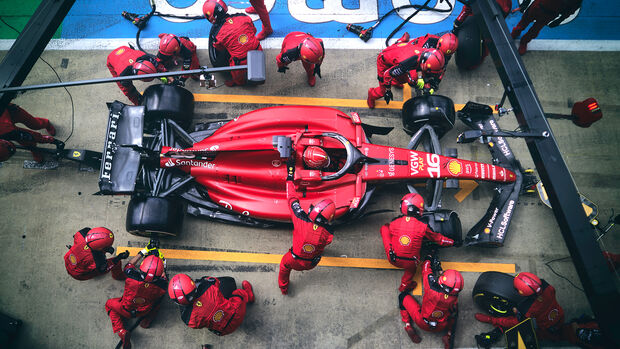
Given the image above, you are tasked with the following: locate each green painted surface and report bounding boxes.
[0,0,63,39]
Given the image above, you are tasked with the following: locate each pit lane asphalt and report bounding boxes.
[0,47,619,349]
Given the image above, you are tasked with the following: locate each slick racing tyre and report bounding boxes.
[209,26,230,68]
[402,95,455,139]
[142,85,194,131]
[455,16,484,70]
[472,272,524,316]
[126,196,185,237]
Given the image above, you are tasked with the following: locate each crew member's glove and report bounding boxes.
[416,78,425,89]
[117,250,130,260]
[384,89,393,104]
[159,77,169,84]
[286,157,295,181]
[428,255,442,272]
[103,246,115,254]
[139,249,148,256]
[314,65,321,78]
[278,66,289,73]
[427,88,434,95]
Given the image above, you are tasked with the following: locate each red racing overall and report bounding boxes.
[64,227,125,281]
[454,0,512,27]
[400,261,458,333]
[512,0,581,49]
[105,263,167,334]
[211,14,261,86]
[106,46,167,105]
[157,33,200,80]
[180,276,252,335]
[0,104,55,161]
[278,181,334,292]
[381,216,453,290]
[276,32,324,85]
[479,279,565,341]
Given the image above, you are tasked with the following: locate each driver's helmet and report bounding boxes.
[133,60,157,82]
[299,37,324,65]
[140,255,164,282]
[168,273,197,305]
[400,193,424,217]
[202,0,228,24]
[308,199,336,225]
[420,48,445,74]
[437,33,458,57]
[157,34,181,60]
[0,140,16,162]
[513,272,542,296]
[437,269,464,295]
[303,146,330,169]
[85,227,115,251]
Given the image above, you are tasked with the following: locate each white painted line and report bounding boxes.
[1,38,620,51]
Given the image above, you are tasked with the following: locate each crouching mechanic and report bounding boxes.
[168,273,255,335]
[276,32,324,87]
[381,193,455,292]
[367,39,445,108]
[157,33,201,84]
[107,46,168,105]
[105,249,168,349]
[474,272,565,347]
[399,255,463,347]
[64,227,129,281]
[409,32,458,93]
[203,0,261,87]
[279,156,335,295]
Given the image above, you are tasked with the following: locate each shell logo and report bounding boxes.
[213,310,225,322]
[399,235,411,246]
[83,245,89,250]
[431,310,444,318]
[115,48,125,55]
[448,160,462,176]
[548,309,559,321]
[312,224,319,231]
[129,59,134,64]
[133,297,146,304]
[196,300,202,307]
[444,294,449,299]
[69,254,77,265]
[405,217,410,222]
[238,34,248,44]
[427,63,431,68]
[302,244,316,253]
[144,283,150,288]
[227,18,233,24]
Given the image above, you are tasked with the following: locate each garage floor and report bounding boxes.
[0,47,619,348]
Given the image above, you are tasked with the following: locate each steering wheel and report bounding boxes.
[320,132,366,181]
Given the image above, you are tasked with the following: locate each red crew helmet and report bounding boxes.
[158,34,181,59]
[308,199,336,225]
[438,269,464,295]
[514,272,543,296]
[0,140,16,162]
[140,255,165,282]
[303,146,330,169]
[401,193,424,216]
[420,49,445,74]
[133,60,157,82]
[203,0,228,24]
[85,227,115,251]
[438,33,458,57]
[299,37,324,65]
[168,273,197,305]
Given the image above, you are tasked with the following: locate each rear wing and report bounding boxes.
[458,102,523,247]
[98,101,144,194]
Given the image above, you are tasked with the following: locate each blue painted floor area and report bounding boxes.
[60,0,620,41]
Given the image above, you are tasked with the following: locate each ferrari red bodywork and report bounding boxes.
[157,106,516,222]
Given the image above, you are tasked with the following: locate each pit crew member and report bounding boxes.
[105,251,167,349]
[276,32,324,87]
[453,0,512,33]
[0,103,60,162]
[380,193,455,292]
[511,0,582,55]
[408,32,458,92]
[399,255,463,347]
[157,33,201,84]
[279,156,335,295]
[245,0,273,40]
[367,42,445,108]
[106,46,168,105]
[203,0,261,87]
[64,227,128,281]
[168,273,255,335]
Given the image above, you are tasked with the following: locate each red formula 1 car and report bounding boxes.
[99,85,525,246]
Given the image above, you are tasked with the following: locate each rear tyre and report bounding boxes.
[402,95,455,139]
[126,196,185,237]
[425,209,462,243]
[472,271,524,316]
[455,16,484,70]
[142,85,194,131]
